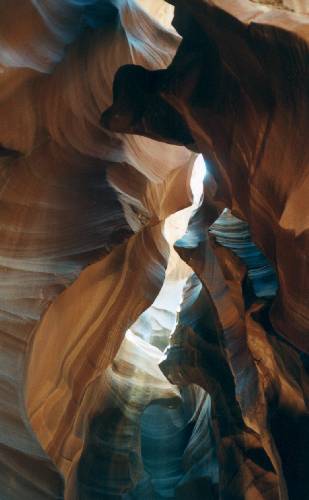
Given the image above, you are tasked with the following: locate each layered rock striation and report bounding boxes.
[0,0,308,499]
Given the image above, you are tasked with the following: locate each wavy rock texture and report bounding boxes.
[0,1,196,498]
[1,0,309,499]
[102,0,309,498]
[160,203,309,499]
[103,0,309,354]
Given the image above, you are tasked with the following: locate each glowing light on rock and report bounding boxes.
[191,154,207,208]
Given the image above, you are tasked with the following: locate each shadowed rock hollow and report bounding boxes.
[0,1,308,499]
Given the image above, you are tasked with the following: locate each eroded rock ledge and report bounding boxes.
[0,0,308,498]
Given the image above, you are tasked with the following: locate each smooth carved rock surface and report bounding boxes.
[165,205,309,498]
[103,0,309,354]
[102,0,309,498]
[0,0,308,499]
[0,1,194,498]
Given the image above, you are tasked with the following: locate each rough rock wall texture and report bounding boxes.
[251,0,309,14]
[0,0,308,499]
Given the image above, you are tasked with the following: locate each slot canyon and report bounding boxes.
[0,0,308,498]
